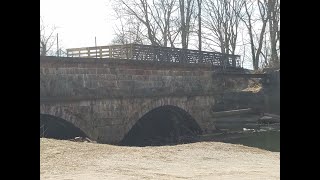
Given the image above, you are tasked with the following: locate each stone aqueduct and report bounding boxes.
[40,56,246,144]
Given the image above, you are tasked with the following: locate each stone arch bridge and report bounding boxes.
[40,56,246,144]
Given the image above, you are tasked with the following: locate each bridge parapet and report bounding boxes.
[40,56,246,100]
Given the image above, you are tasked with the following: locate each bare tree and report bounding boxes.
[240,0,268,70]
[40,17,56,56]
[267,0,280,68]
[114,0,161,46]
[202,0,245,55]
[196,0,202,51]
[178,0,195,49]
[151,0,178,47]
[112,0,198,49]
[113,0,180,47]
[108,0,279,70]
[112,13,145,45]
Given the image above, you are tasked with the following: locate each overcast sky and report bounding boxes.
[41,0,253,69]
[40,0,115,49]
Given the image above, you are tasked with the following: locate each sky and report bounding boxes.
[40,0,116,49]
[40,0,253,69]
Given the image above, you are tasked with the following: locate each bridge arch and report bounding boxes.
[121,97,206,146]
[122,96,213,137]
[40,105,93,140]
[40,114,88,140]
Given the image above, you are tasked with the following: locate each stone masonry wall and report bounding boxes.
[40,95,215,143]
[40,56,248,143]
[40,57,225,100]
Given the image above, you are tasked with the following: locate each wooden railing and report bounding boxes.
[66,44,241,67]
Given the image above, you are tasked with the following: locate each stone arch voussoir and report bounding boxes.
[122,96,204,140]
[40,104,91,139]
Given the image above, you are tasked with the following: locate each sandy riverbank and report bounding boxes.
[40,138,279,180]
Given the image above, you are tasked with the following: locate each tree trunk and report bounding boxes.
[197,0,202,52]
[268,0,279,66]
[180,0,187,49]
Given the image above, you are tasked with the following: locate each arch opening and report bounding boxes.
[40,114,88,140]
[120,105,202,146]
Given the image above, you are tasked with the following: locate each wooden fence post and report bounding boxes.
[109,47,112,58]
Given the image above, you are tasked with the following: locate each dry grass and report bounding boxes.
[40,138,279,180]
[242,86,262,93]
[242,79,263,93]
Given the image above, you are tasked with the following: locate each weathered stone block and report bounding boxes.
[105,74,117,80]
[40,57,247,143]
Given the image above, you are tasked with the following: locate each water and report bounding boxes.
[121,128,280,152]
[221,130,280,152]
[199,123,280,152]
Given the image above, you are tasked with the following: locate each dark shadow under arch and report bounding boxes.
[120,105,202,146]
[40,114,88,140]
